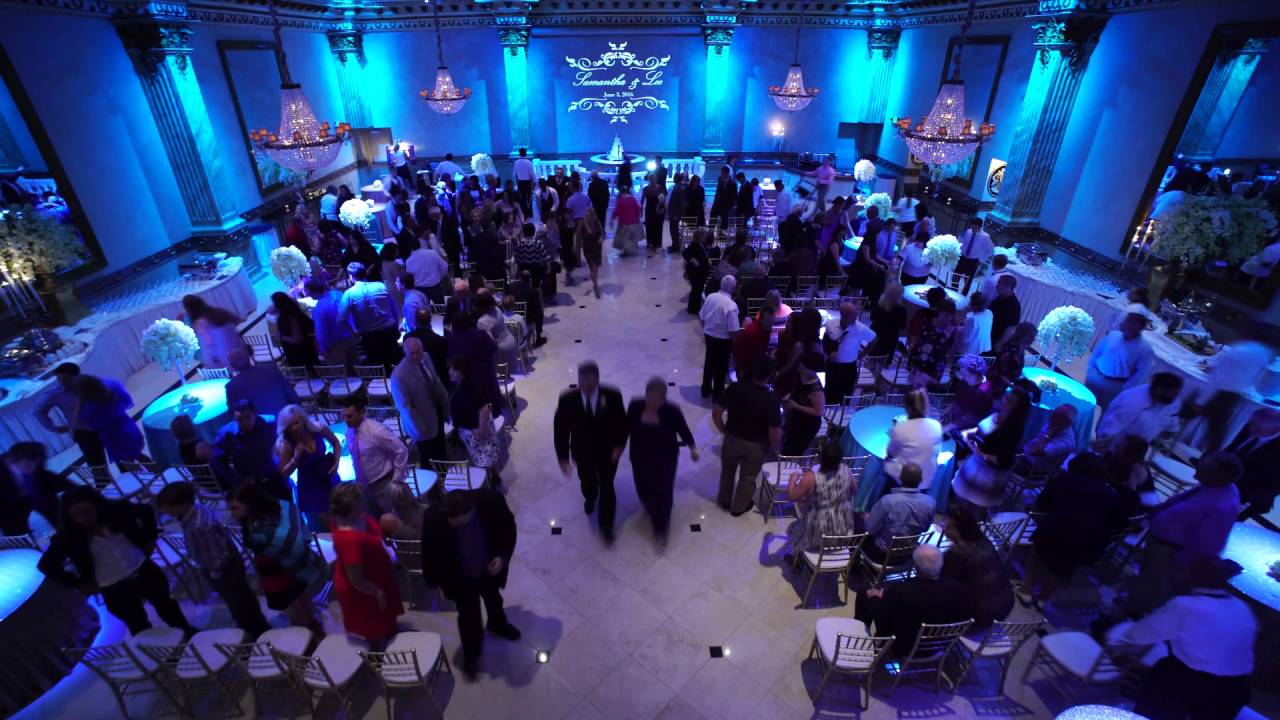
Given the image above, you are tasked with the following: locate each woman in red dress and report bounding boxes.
[329,484,403,646]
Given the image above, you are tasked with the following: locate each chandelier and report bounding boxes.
[419,1,472,115]
[768,2,819,111]
[893,0,994,166]
[250,0,349,177]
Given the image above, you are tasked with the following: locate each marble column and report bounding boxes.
[497,20,532,155]
[116,18,242,234]
[327,30,370,129]
[701,15,737,156]
[988,12,1107,230]
[860,28,900,124]
[1176,38,1268,162]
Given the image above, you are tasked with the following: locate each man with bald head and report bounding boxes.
[823,300,875,403]
[391,336,451,466]
[223,348,298,417]
[1087,312,1155,410]
[854,545,974,656]
[699,274,741,401]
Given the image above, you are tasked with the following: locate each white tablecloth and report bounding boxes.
[0,257,256,452]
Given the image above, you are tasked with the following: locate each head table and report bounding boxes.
[836,405,958,512]
[0,257,255,454]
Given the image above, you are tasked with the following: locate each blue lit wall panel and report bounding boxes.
[1215,38,1280,160]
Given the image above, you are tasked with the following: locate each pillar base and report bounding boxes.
[188,219,251,251]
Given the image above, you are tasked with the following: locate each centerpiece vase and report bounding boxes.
[1147,263,1186,309]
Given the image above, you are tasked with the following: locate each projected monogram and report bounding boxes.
[565,42,671,124]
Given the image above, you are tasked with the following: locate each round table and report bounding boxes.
[360,183,390,203]
[141,379,231,467]
[0,549,99,714]
[840,236,863,264]
[902,284,969,311]
[1223,523,1280,614]
[837,405,957,512]
[1054,706,1146,720]
[1020,367,1097,449]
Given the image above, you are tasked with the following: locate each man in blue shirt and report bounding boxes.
[213,399,290,501]
[307,277,358,368]
[862,462,935,562]
[339,262,402,368]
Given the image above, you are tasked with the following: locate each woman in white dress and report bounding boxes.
[884,389,944,489]
[180,295,244,369]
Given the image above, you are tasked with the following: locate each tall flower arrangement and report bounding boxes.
[1155,194,1276,266]
[470,153,497,181]
[339,198,373,230]
[0,204,86,280]
[1037,305,1095,369]
[853,159,876,193]
[270,246,312,288]
[141,319,200,376]
[923,235,962,274]
[863,192,892,221]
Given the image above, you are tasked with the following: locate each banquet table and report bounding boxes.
[0,258,256,453]
[0,549,99,715]
[1020,367,1098,448]
[141,379,232,467]
[360,183,390,203]
[835,405,957,512]
[1222,523,1280,676]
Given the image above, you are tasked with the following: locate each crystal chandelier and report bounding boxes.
[768,2,819,111]
[893,0,994,165]
[419,0,472,115]
[249,0,350,178]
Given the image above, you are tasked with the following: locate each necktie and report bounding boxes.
[585,394,595,419]
[964,231,974,256]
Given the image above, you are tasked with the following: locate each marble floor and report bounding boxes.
[16,242,1271,720]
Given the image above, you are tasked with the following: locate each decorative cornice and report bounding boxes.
[867,27,901,59]
[115,18,195,74]
[701,8,736,53]
[326,29,363,63]
[1032,11,1107,69]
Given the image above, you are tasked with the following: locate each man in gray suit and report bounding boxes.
[390,337,451,467]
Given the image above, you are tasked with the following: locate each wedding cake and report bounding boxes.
[607,135,625,162]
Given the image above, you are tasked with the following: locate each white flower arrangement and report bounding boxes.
[471,153,497,180]
[992,246,1018,262]
[141,319,200,374]
[269,246,312,288]
[1155,193,1277,266]
[864,192,892,221]
[854,159,877,183]
[339,198,373,230]
[1037,305,1095,368]
[923,235,962,272]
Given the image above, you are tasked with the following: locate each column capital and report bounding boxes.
[327,30,363,65]
[1031,11,1107,70]
[866,27,901,60]
[495,14,530,56]
[115,18,194,74]
[701,13,737,55]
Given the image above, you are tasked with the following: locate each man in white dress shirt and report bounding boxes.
[773,179,793,220]
[1094,372,1185,447]
[699,274,741,402]
[405,242,450,302]
[342,395,409,515]
[319,185,339,228]
[435,153,463,184]
[1112,557,1257,720]
[512,148,536,217]
[972,254,1012,299]
[954,217,993,293]
[1191,324,1274,452]
[823,301,875,403]
[1086,313,1154,410]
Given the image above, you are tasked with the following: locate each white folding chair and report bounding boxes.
[809,618,893,710]
[430,459,486,493]
[63,627,188,719]
[496,362,519,407]
[760,454,817,523]
[282,365,327,403]
[1021,631,1125,704]
[355,364,392,404]
[216,627,315,714]
[886,619,973,696]
[360,631,452,718]
[164,464,226,514]
[137,628,246,716]
[317,364,361,399]
[244,334,278,364]
[795,275,820,296]
[0,533,38,550]
[858,531,928,587]
[197,367,232,381]
[797,533,866,607]
[72,464,152,503]
[155,534,205,601]
[275,634,369,717]
[953,619,1044,692]
[982,513,1029,563]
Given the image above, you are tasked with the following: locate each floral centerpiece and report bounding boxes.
[863,192,892,221]
[141,319,199,378]
[339,198,373,230]
[471,153,497,181]
[270,246,312,288]
[854,159,876,183]
[1037,305,1095,369]
[0,205,87,281]
[923,235,962,274]
[1155,194,1277,266]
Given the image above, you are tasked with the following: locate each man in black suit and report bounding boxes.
[588,171,610,230]
[554,361,628,542]
[734,172,754,228]
[1227,408,1280,529]
[711,166,736,231]
[421,489,520,680]
[854,545,974,656]
[862,204,885,259]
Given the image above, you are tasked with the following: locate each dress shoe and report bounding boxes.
[730,502,754,518]
[487,622,522,641]
[462,656,479,681]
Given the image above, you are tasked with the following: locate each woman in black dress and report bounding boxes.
[624,377,698,548]
[271,292,318,368]
[867,282,907,358]
[687,175,707,227]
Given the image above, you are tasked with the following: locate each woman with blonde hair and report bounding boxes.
[885,389,944,490]
[868,282,907,359]
[575,207,605,296]
[275,404,341,531]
